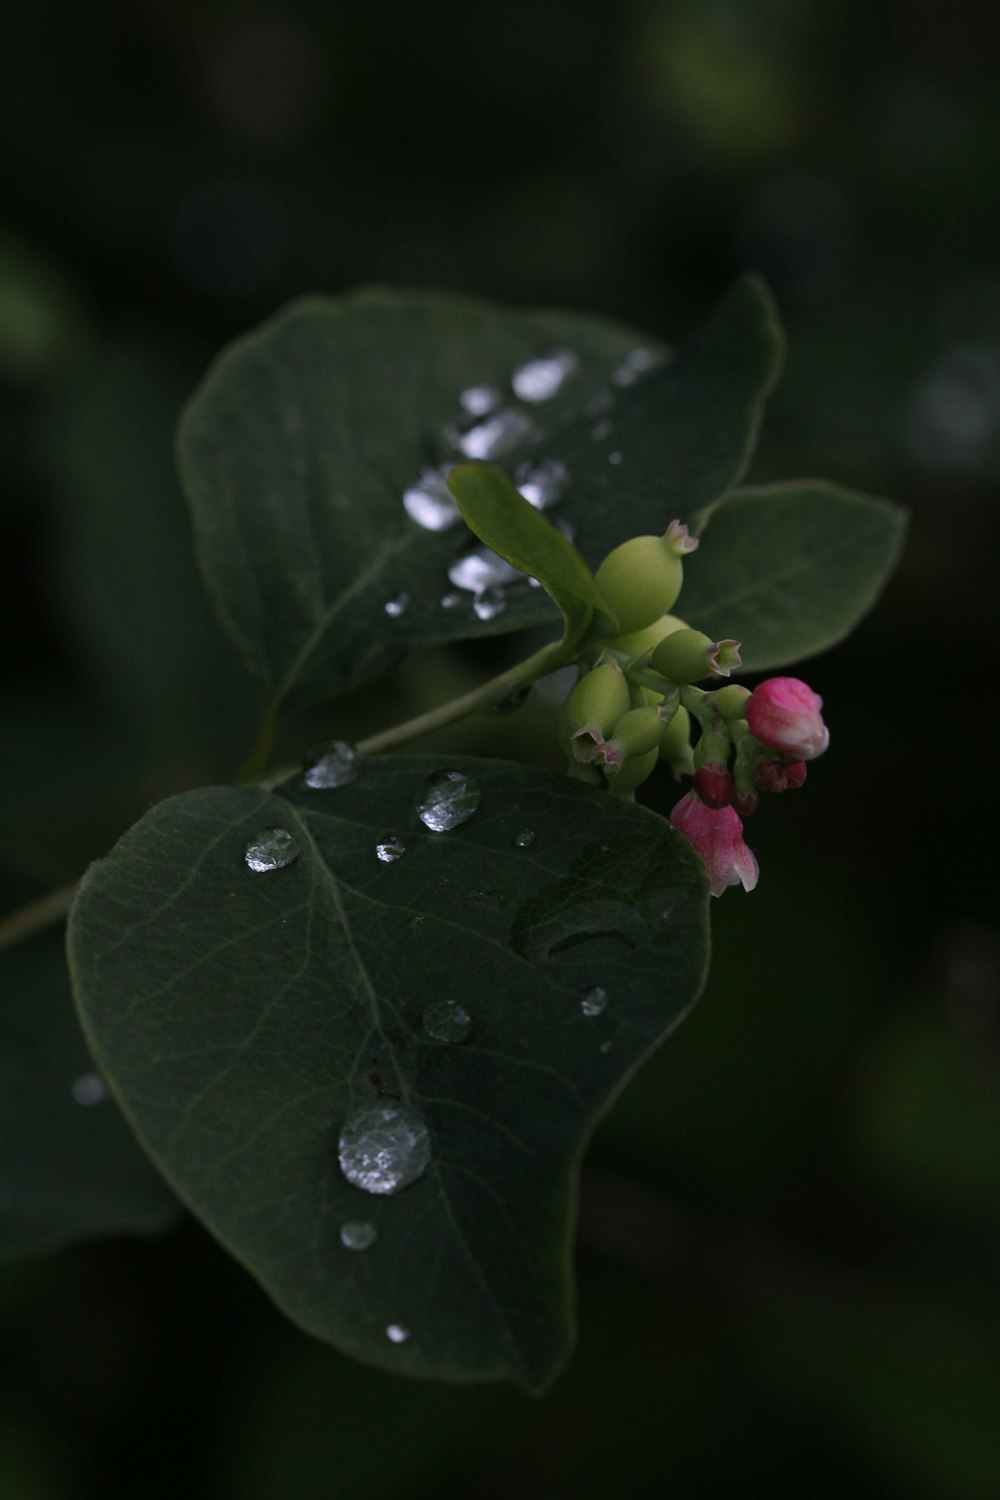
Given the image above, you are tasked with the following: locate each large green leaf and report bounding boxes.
[177,278,781,714]
[0,932,178,1257]
[683,481,907,671]
[68,757,708,1389]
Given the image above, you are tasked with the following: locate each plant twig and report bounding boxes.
[0,880,79,953]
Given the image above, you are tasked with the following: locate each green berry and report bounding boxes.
[713,684,751,719]
[595,521,696,633]
[659,704,694,779]
[564,663,631,741]
[606,612,688,660]
[651,628,716,683]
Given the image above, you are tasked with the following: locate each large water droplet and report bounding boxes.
[440,591,463,610]
[71,1073,108,1107]
[514,457,569,509]
[513,898,648,964]
[580,985,608,1017]
[417,770,481,832]
[608,451,623,466]
[384,591,409,618]
[338,1102,430,1195]
[448,544,521,595]
[445,408,534,460]
[303,740,360,790]
[340,1219,377,1251]
[459,383,501,416]
[245,827,300,872]
[402,466,461,531]
[386,1323,411,1344]
[473,586,507,621]
[511,348,578,402]
[423,1000,473,1044]
[512,828,536,849]
[375,834,405,864]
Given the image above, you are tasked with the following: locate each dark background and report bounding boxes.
[2,1,999,1496]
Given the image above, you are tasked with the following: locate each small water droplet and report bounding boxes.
[591,418,613,442]
[608,451,622,466]
[473,586,507,621]
[512,828,536,849]
[386,1323,411,1344]
[511,348,578,402]
[375,834,405,863]
[338,1102,430,1195]
[340,1219,377,1251]
[440,591,463,610]
[423,1000,473,1044]
[71,1073,108,1107]
[444,408,534,460]
[514,457,570,509]
[448,544,522,595]
[459,383,501,416]
[244,827,300,872]
[612,346,660,387]
[600,1039,613,1054]
[384,591,409,618]
[402,467,461,531]
[581,986,608,1017]
[303,740,360,790]
[417,770,481,832]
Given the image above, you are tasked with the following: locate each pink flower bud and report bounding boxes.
[669,790,759,897]
[746,677,829,760]
[784,760,807,790]
[692,764,733,809]
[734,789,759,817]
[754,760,790,793]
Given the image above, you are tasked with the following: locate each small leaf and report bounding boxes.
[682,481,907,671]
[178,279,781,714]
[68,758,708,1389]
[447,461,617,647]
[0,933,178,1257]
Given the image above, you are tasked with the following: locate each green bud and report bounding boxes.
[594,521,698,634]
[695,727,730,770]
[658,704,694,779]
[712,684,751,719]
[608,745,660,795]
[564,662,631,761]
[606,612,688,660]
[651,628,742,684]
[601,706,667,773]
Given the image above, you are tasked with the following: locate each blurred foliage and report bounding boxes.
[1,0,998,1494]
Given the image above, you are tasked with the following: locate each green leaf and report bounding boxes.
[681,481,907,671]
[68,758,708,1389]
[178,278,780,714]
[446,461,618,647]
[0,933,178,1257]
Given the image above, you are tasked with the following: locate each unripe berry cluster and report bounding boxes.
[556,520,830,895]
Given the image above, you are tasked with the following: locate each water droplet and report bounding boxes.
[71,1073,108,1107]
[512,828,536,849]
[473,586,507,621]
[608,451,622,466]
[444,408,534,460]
[448,545,521,594]
[513,898,648,964]
[591,418,612,442]
[386,1323,411,1344]
[440,591,463,610]
[244,827,300,872]
[375,834,405,863]
[303,740,360,790]
[555,517,576,542]
[459,383,501,416]
[338,1102,430,1195]
[511,348,579,402]
[340,1219,377,1251]
[612,347,660,387]
[600,1039,613,1054]
[580,985,608,1017]
[384,591,409,618]
[402,466,461,531]
[514,457,570,510]
[417,770,481,832]
[423,1000,473,1044]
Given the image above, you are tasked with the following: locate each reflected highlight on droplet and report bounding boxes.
[244,827,300,872]
[384,591,409,618]
[511,348,578,402]
[473,586,506,621]
[71,1073,108,1107]
[402,467,461,531]
[423,1000,473,1044]
[340,1219,378,1251]
[444,408,534,460]
[512,828,536,849]
[375,835,405,864]
[417,771,481,832]
[386,1323,411,1344]
[514,457,569,510]
[580,986,608,1017]
[303,740,360,790]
